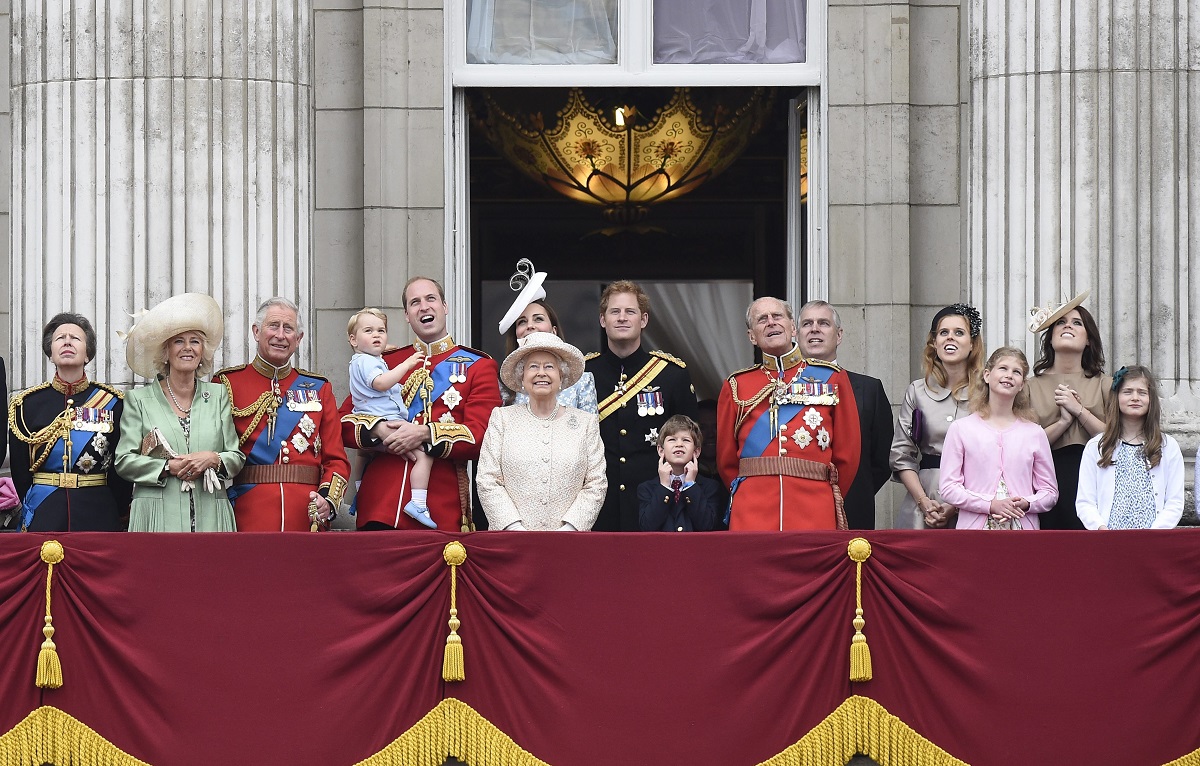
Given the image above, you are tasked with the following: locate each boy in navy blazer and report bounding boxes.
[638,415,720,532]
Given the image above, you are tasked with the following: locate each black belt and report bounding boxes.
[919,454,941,470]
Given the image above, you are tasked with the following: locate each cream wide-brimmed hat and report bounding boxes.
[497,258,548,335]
[124,293,224,378]
[499,331,585,392]
[1028,289,1090,333]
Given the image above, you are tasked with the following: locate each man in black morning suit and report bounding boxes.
[585,281,698,531]
[797,301,892,530]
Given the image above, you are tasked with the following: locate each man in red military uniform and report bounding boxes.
[215,297,351,531]
[717,297,860,530]
[341,277,501,531]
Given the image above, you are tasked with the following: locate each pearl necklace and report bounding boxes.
[165,377,195,415]
[526,402,559,421]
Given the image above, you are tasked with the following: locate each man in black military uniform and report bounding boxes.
[585,281,698,531]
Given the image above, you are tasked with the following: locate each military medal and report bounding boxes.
[449,361,467,383]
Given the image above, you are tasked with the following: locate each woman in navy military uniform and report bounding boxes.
[8,313,131,531]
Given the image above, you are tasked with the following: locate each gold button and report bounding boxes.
[619,484,626,490]
[780,448,788,455]
[620,429,627,436]
[619,457,626,463]
[664,497,669,503]
[621,402,627,407]
[677,526,684,532]
[282,456,290,463]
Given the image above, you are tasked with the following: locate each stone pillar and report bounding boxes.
[10,0,312,388]
[968,0,1200,430]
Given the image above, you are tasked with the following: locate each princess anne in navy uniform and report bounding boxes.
[7,313,131,531]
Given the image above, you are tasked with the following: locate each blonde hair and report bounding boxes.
[155,332,215,378]
[970,346,1035,420]
[921,314,984,397]
[347,307,388,338]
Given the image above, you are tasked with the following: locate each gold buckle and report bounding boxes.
[59,474,78,489]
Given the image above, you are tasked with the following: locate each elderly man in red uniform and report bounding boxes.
[717,296,860,530]
[215,297,351,531]
[341,277,501,531]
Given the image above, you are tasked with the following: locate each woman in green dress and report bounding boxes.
[116,294,245,532]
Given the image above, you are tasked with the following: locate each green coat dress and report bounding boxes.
[115,380,246,532]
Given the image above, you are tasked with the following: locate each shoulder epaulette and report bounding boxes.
[583,351,600,361]
[93,381,125,399]
[457,345,492,360]
[726,364,761,380]
[806,358,843,372]
[213,364,248,378]
[650,350,687,368]
[296,368,330,382]
[9,381,51,407]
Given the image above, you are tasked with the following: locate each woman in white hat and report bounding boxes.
[115,294,245,532]
[476,332,606,531]
[1025,291,1111,530]
[497,259,598,413]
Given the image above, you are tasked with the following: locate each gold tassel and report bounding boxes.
[847,537,873,683]
[36,540,66,689]
[442,541,467,682]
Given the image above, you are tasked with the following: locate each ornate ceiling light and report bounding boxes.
[471,87,773,225]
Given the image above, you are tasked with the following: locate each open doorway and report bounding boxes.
[467,86,803,398]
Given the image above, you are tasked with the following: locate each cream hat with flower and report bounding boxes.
[1028,289,1090,333]
[499,331,585,392]
[124,293,224,378]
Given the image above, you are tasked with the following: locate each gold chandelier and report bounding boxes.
[472,88,773,224]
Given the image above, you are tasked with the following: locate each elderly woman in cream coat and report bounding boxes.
[116,293,245,532]
[477,332,606,531]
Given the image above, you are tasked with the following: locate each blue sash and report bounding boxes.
[407,350,483,421]
[725,363,836,524]
[230,373,324,501]
[23,392,119,527]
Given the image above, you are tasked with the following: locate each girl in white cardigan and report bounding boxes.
[1076,366,1184,529]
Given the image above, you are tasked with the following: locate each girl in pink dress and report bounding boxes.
[940,347,1059,529]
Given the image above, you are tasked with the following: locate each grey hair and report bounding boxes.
[514,352,574,387]
[744,297,796,329]
[799,300,842,329]
[256,297,304,334]
[155,332,215,379]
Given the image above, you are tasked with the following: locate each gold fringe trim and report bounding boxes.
[353,698,550,766]
[0,706,151,766]
[846,537,872,683]
[756,696,969,766]
[1164,747,1200,765]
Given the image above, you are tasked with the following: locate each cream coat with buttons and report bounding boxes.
[477,405,606,531]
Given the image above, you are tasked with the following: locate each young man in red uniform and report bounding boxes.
[717,297,860,530]
[215,298,351,531]
[340,277,501,531]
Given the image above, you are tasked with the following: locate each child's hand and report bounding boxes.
[683,457,699,483]
[988,497,1025,519]
[657,457,672,488]
[398,351,426,375]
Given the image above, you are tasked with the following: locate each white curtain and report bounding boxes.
[653,0,807,64]
[466,0,618,64]
[642,282,754,402]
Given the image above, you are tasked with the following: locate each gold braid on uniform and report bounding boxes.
[219,377,278,447]
[402,368,435,415]
[727,370,776,433]
[8,394,74,473]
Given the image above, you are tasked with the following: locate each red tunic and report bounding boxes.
[717,352,860,530]
[215,359,351,531]
[340,336,501,531]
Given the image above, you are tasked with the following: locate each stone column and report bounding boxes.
[10,0,311,387]
[968,0,1200,429]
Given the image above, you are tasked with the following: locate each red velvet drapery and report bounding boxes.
[2,531,1199,766]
